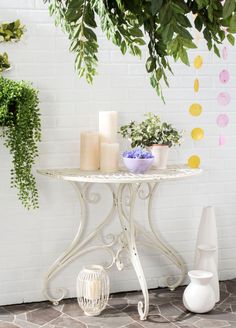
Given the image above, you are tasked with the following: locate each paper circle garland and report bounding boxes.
[217,92,231,106]
[189,103,202,116]
[188,155,201,168]
[222,46,228,60]
[219,69,230,84]
[194,78,199,92]
[219,134,226,146]
[216,113,229,128]
[194,55,203,69]
[191,128,204,140]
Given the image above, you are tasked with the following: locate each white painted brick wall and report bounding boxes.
[0,0,236,305]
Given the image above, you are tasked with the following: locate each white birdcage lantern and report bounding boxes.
[77,265,110,316]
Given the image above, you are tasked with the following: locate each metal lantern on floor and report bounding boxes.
[77,265,110,316]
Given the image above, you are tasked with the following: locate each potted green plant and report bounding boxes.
[0,77,41,209]
[119,113,183,169]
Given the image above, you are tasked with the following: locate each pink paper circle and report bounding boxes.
[216,114,229,128]
[219,69,230,84]
[217,92,231,106]
[222,46,228,60]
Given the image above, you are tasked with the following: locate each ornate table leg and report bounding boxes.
[43,182,117,305]
[137,182,186,290]
[117,183,149,321]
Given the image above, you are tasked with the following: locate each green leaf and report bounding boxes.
[223,0,235,19]
[150,0,163,15]
[227,33,235,45]
[179,47,189,65]
[129,26,143,37]
[146,57,156,73]
[214,44,220,57]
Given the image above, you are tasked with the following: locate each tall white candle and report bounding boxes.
[100,143,119,172]
[80,131,100,171]
[99,111,118,143]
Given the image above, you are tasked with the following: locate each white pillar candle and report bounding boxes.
[84,280,101,300]
[100,143,119,172]
[99,111,118,143]
[80,132,100,171]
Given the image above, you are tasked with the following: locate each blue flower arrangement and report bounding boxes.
[123,148,154,159]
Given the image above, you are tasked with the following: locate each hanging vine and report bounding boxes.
[45,0,236,100]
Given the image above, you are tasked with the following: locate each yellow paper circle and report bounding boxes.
[194,78,199,92]
[191,127,204,140]
[188,155,201,168]
[189,103,202,116]
[194,55,203,69]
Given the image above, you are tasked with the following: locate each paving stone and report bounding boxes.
[108,297,128,310]
[199,310,236,322]
[194,318,230,328]
[0,307,14,322]
[226,280,236,295]
[3,304,30,315]
[159,302,184,317]
[124,323,144,327]
[0,323,20,328]
[62,301,84,317]
[14,318,39,328]
[77,307,134,328]
[45,314,86,327]
[27,307,61,325]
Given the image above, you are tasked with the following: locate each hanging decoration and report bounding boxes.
[217,42,230,147]
[188,30,204,169]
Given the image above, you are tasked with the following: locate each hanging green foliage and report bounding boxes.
[0,52,11,72]
[0,77,41,209]
[45,0,236,100]
[0,19,25,42]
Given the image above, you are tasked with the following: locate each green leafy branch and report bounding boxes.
[45,0,236,99]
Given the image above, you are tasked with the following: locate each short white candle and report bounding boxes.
[99,111,118,143]
[80,132,100,171]
[100,143,119,172]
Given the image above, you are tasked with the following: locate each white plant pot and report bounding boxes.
[195,244,220,302]
[183,270,215,314]
[150,145,169,169]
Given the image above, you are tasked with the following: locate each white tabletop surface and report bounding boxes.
[37,165,202,184]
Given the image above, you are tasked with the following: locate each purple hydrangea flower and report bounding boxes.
[123,148,154,159]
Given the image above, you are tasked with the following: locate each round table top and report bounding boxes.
[37,165,202,184]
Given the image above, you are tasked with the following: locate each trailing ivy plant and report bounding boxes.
[0,19,25,42]
[45,0,236,100]
[0,77,41,209]
[0,52,11,73]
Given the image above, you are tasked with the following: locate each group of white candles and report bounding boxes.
[80,111,119,172]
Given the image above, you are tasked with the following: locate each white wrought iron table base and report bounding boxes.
[38,166,202,321]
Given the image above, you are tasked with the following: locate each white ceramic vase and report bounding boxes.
[183,270,215,313]
[150,145,169,169]
[195,244,220,302]
[194,206,218,268]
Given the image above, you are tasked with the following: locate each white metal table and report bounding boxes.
[38,165,201,320]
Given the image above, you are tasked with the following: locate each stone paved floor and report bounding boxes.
[1,279,236,328]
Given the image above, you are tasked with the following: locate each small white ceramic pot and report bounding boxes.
[183,270,215,314]
[195,244,220,302]
[150,145,169,169]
